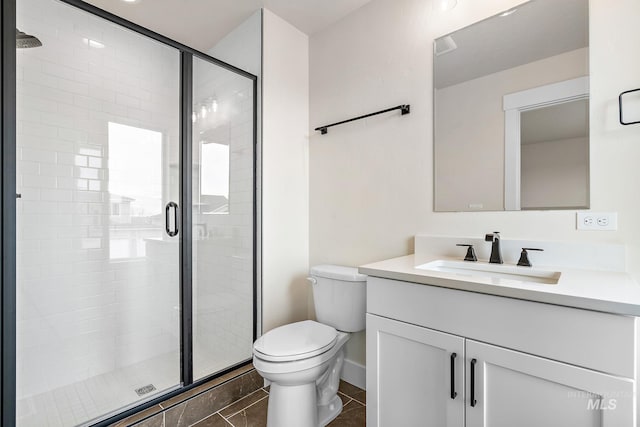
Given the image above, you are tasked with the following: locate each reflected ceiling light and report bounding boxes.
[200,105,207,119]
[121,0,140,3]
[83,38,105,48]
[435,0,457,11]
[434,35,457,56]
[500,8,518,17]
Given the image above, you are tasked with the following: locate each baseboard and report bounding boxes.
[341,358,366,390]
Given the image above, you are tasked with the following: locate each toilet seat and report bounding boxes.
[253,320,338,362]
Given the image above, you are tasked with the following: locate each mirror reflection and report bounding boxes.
[434,0,589,211]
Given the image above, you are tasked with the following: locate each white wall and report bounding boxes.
[208,11,262,77]
[261,9,310,332]
[435,48,588,211]
[309,0,640,367]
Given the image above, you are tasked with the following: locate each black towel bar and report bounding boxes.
[315,104,410,135]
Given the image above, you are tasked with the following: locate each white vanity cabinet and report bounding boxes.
[367,314,464,427]
[466,340,634,427]
[366,276,638,427]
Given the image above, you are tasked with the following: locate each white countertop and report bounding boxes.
[359,254,640,316]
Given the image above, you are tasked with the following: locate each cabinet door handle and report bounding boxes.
[450,352,457,399]
[470,358,477,407]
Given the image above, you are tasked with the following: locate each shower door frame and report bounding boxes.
[0,0,259,425]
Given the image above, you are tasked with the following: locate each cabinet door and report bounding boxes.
[466,340,635,427]
[366,314,465,427]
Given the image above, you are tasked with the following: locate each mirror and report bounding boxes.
[433,0,589,211]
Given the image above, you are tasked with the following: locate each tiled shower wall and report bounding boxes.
[16,0,181,398]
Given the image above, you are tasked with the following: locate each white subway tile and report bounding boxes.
[100,101,128,118]
[57,153,87,167]
[88,180,103,192]
[17,94,58,114]
[80,238,102,250]
[73,191,103,203]
[57,103,91,121]
[115,93,140,109]
[19,81,75,105]
[58,127,89,143]
[41,60,77,81]
[74,167,99,180]
[87,157,102,168]
[38,111,75,129]
[87,133,108,146]
[16,189,40,201]
[18,161,40,176]
[40,188,73,202]
[76,144,102,157]
[127,107,152,122]
[21,147,56,163]
[57,177,82,190]
[21,121,59,139]
[74,215,103,227]
[23,67,59,89]
[86,204,105,215]
[74,94,102,111]
[89,86,116,103]
[57,225,89,239]
[40,163,74,177]
[16,133,45,149]
[47,140,76,154]
[58,78,89,96]
[22,174,56,189]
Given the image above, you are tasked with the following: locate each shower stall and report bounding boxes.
[3,0,258,425]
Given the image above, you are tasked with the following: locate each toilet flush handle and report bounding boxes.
[306,277,317,285]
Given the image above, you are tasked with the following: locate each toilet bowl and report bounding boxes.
[252,265,367,427]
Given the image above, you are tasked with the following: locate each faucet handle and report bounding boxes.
[485,232,500,242]
[456,244,477,262]
[517,248,544,267]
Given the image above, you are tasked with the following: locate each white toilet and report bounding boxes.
[252,265,367,427]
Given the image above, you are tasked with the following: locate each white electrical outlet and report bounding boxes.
[577,212,618,231]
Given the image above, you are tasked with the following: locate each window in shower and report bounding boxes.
[108,122,163,259]
[200,141,230,214]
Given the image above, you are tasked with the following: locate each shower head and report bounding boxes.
[16,29,42,49]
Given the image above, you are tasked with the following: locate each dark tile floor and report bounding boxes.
[191,380,366,427]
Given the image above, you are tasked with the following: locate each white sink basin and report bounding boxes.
[416,260,561,285]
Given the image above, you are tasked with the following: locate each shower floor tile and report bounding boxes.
[16,344,250,427]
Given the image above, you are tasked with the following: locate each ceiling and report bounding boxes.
[84,0,373,51]
[434,0,589,89]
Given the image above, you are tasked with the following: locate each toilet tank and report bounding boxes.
[309,265,367,332]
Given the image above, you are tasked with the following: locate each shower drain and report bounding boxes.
[135,384,157,396]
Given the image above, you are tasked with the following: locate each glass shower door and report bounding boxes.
[191,56,255,380]
[16,0,181,425]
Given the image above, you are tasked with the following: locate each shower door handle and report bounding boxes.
[165,202,179,237]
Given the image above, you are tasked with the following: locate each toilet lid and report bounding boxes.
[253,320,337,362]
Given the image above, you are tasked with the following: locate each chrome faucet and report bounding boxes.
[485,232,503,264]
